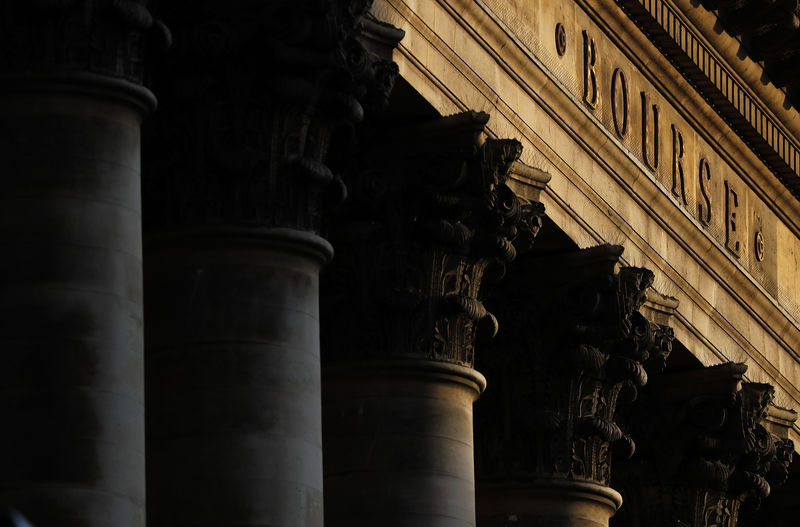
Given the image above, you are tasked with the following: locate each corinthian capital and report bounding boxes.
[614,363,796,527]
[475,245,673,486]
[143,0,403,234]
[322,111,544,367]
[0,0,168,84]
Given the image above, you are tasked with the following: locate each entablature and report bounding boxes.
[614,0,800,198]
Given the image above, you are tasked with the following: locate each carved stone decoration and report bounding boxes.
[694,0,800,107]
[474,244,671,489]
[0,0,169,84]
[355,15,405,113]
[613,363,796,527]
[321,110,544,368]
[646,323,675,375]
[555,23,567,56]
[143,0,403,235]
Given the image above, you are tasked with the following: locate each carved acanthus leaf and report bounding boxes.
[0,0,169,83]
[321,111,544,368]
[143,0,403,234]
[614,363,796,527]
[475,245,673,487]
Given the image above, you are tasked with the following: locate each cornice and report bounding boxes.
[616,0,800,199]
[672,0,800,138]
[695,0,800,109]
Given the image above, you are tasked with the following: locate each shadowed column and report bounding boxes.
[475,245,675,527]
[0,2,163,526]
[322,111,546,527]
[142,2,402,525]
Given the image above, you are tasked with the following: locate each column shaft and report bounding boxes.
[141,1,402,523]
[0,87,150,525]
[146,232,329,525]
[0,2,162,522]
[324,362,483,527]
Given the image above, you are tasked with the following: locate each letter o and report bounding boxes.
[611,68,629,138]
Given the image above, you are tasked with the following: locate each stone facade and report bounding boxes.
[0,0,799,526]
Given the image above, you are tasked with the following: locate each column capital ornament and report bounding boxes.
[143,0,403,235]
[0,0,169,84]
[614,363,796,527]
[322,111,544,368]
[475,245,674,487]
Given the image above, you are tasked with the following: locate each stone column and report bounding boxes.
[474,245,675,527]
[0,3,163,526]
[322,111,545,527]
[142,2,402,526]
[612,363,795,527]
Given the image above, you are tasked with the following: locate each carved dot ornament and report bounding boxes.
[555,23,567,56]
[755,231,765,262]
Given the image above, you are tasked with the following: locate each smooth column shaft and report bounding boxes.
[0,92,146,526]
[324,363,483,527]
[146,235,326,526]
